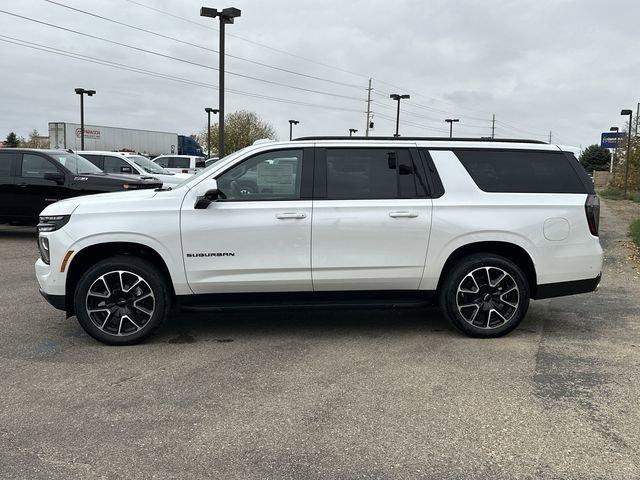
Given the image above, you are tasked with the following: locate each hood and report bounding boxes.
[74,172,161,185]
[40,189,160,216]
[159,172,192,185]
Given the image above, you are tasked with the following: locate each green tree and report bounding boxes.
[25,129,49,148]
[198,110,277,157]
[4,132,20,148]
[579,144,611,172]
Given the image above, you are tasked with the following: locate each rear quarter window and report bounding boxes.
[454,149,588,194]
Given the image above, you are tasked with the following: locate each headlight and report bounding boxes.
[38,236,50,264]
[37,215,71,233]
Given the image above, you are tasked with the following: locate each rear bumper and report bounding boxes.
[533,273,601,300]
[39,288,66,311]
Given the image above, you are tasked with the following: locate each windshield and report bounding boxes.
[52,153,102,174]
[172,146,254,190]
[130,155,168,174]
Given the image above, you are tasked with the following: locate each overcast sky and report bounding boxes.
[1,0,639,150]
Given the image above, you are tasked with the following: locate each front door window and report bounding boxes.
[216,149,303,201]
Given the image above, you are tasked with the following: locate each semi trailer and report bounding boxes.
[48,122,202,157]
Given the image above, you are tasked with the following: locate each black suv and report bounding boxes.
[0,149,162,225]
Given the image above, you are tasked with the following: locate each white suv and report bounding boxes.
[35,137,603,345]
[79,151,192,187]
[152,154,206,174]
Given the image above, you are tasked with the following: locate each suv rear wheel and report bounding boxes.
[74,256,171,345]
[439,254,530,337]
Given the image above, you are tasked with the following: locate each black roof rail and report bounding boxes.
[292,136,547,144]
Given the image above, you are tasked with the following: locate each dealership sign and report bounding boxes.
[75,127,101,139]
[601,132,624,149]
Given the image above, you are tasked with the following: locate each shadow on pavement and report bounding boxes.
[154,306,456,343]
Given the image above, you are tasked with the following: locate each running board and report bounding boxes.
[177,290,436,312]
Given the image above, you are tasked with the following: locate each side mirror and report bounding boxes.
[194,179,220,209]
[121,166,133,174]
[44,172,65,185]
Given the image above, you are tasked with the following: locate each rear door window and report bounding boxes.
[103,156,131,174]
[0,151,17,176]
[21,154,59,178]
[323,148,420,199]
[453,149,587,193]
[81,154,104,169]
[169,157,190,169]
[154,157,169,168]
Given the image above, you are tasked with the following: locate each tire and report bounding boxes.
[74,255,171,345]
[439,253,530,338]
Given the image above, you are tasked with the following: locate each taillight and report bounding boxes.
[585,194,600,236]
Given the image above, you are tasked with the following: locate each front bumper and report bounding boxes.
[39,288,66,311]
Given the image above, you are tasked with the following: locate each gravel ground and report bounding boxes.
[0,199,639,479]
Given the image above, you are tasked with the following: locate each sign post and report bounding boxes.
[601,132,625,173]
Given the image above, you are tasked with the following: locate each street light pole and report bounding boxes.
[621,109,633,197]
[390,93,410,137]
[288,119,299,141]
[201,6,241,158]
[205,107,219,157]
[74,88,96,150]
[349,128,358,137]
[445,118,459,138]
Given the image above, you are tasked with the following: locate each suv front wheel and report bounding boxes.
[439,254,530,337]
[74,256,171,345]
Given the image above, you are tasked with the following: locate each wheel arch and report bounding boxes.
[436,241,538,297]
[65,242,175,315]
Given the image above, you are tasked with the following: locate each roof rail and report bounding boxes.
[293,136,547,144]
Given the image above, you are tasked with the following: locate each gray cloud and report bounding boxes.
[0,0,638,148]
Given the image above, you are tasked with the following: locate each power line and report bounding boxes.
[42,0,364,90]
[120,0,371,80]
[373,77,495,117]
[0,9,366,102]
[0,35,366,115]
[113,0,573,142]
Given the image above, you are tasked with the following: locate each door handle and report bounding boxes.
[276,212,307,219]
[389,211,418,218]
[18,183,28,188]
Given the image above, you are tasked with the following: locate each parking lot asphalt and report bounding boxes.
[1,200,639,480]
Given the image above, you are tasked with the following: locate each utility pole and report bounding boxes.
[365,78,373,137]
[549,131,552,144]
[636,102,639,137]
[491,114,495,139]
[200,6,241,158]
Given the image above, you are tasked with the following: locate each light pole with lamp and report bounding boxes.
[445,118,459,138]
[390,93,410,137]
[74,88,96,150]
[200,6,241,158]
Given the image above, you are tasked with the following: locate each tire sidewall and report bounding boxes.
[74,256,170,345]
[440,254,530,337]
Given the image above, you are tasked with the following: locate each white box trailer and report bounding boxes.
[48,122,179,157]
